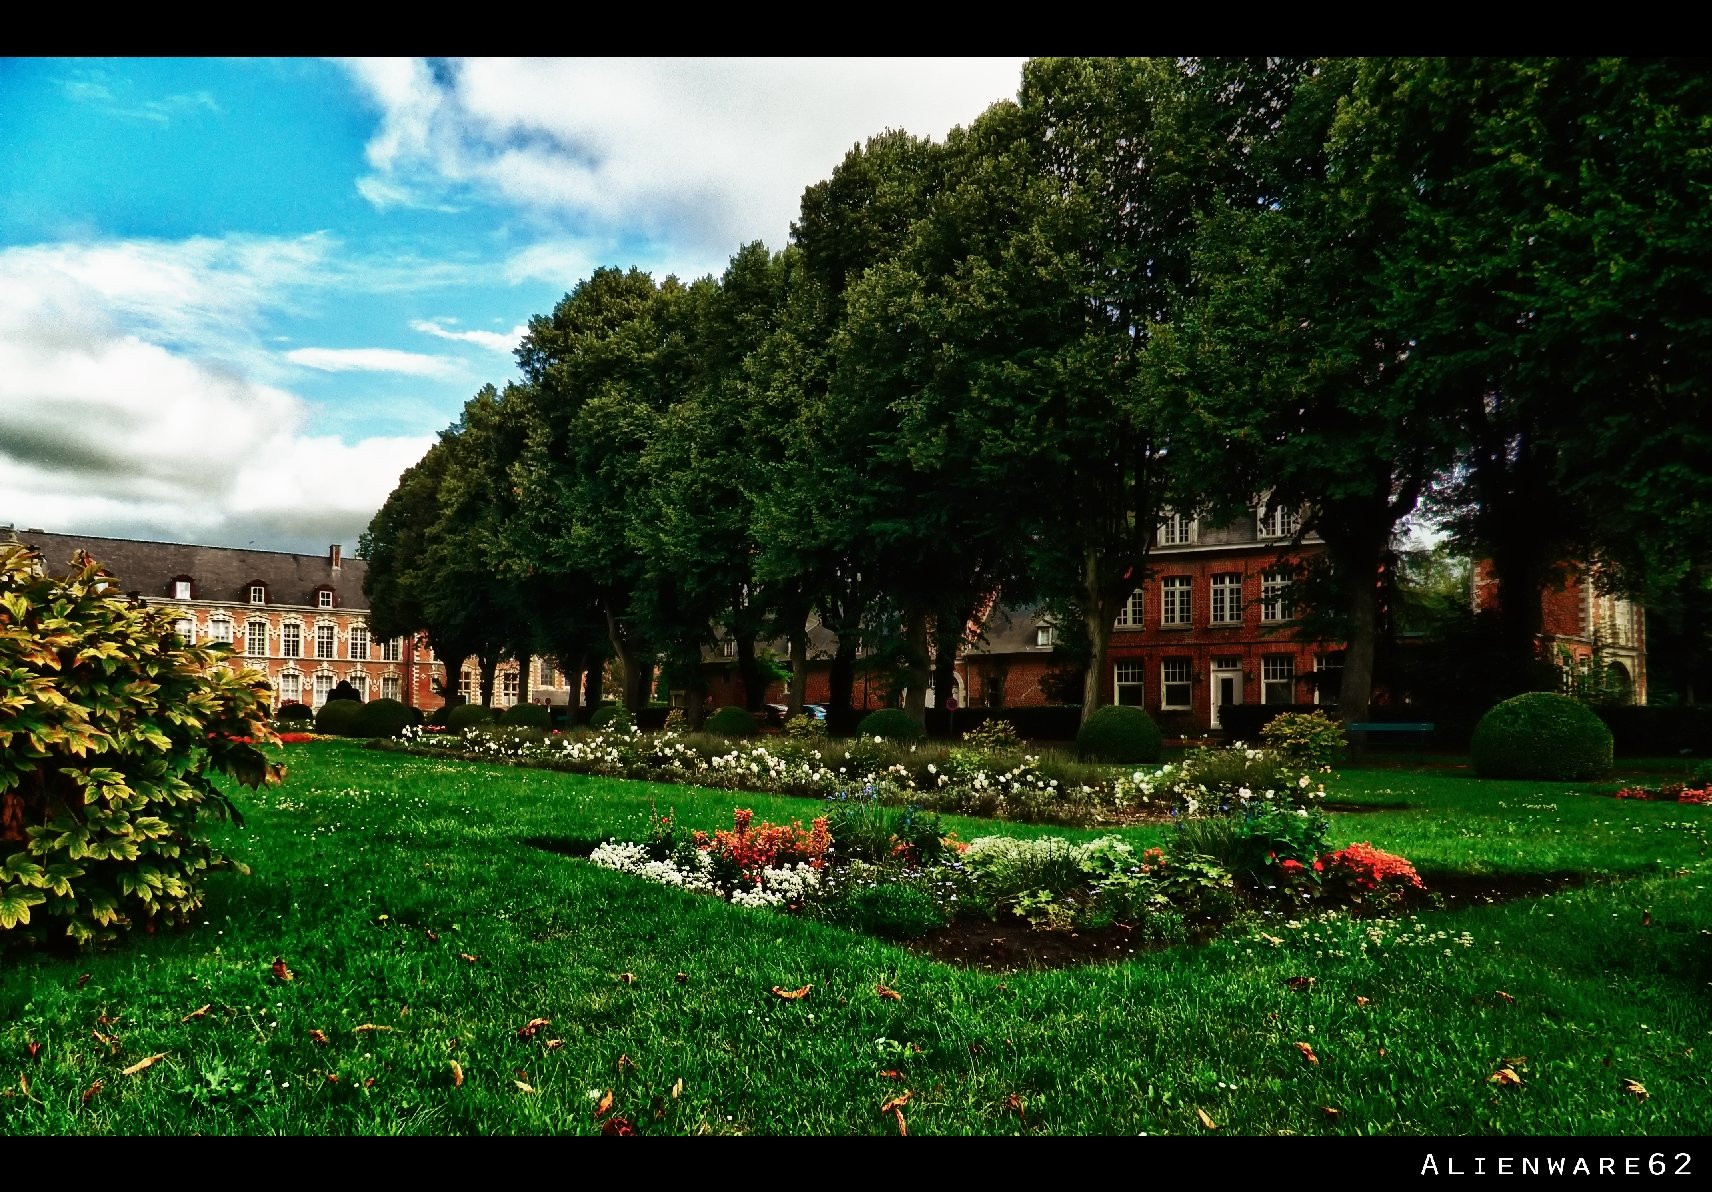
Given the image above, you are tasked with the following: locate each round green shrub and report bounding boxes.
[588,704,622,730]
[357,697,415,738]
[275,701,313,723]
[500,703,551,729]
[426,704,452,728]
[705,705,758,738]
[1076,704,1162,764]
[1,544,274,947]
[1470,692,1613,781]
[314,698,366,737]
[856,708,924,742]
[447,703,495,732]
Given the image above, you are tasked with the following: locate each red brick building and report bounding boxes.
[1473,560,1647,704]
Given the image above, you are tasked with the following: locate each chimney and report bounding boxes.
[330,544,342,572]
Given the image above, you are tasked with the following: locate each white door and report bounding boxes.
[1211,659,1242,729]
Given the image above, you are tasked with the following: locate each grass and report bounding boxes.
[2,741,1708,1135]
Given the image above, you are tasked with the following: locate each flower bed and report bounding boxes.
[1612,783,1712,805]
[370,721,1327,828]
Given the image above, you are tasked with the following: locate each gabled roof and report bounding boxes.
[4,529,368,611]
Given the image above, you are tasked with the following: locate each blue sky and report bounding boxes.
[0,57,1027,555]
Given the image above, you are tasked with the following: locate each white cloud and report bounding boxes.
[341,57,1027,260]
[0,235,437,554]
[410,318,525,354]
[286,346,465,378]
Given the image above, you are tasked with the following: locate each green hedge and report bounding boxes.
[1076,704,1162,764]
[314,698,366,737]
[357,697,417,738]
[447,703,496,732]
[1471,692,1613,781]
[705,705,758,738]
[856,708,925,742]
[274,701,314,723]
[500,703,551,729]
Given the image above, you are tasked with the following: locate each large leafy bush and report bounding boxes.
[0,545,278,947]
[357,696,417,738]
[314,698,365,736]
[705,705,758,738]
[1471,692,1613,781]
[1076,704,1162,763]
[447,703,495,732]
[856,708,924,742]
[499,702,550,729]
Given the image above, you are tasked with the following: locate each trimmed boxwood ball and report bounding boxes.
[705,705,758,738]
[500,703,551,729]
[357,697,416,738]
[314,698,366,737]
[1076,704,1163,764]
[447,703,495,732]
[1471,692,1613,781]
[275,701,313,723]
[857,708,925,742]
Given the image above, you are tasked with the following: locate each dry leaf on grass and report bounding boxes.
[601,1115,635,1136]
[271,957,294,982]
[1355,996,1371,1007]
[517,1018,551,1041]
[1489,1066,1524,1086]
[1321,1105,1342,1120]
[1621,1078,1648,1101]
[309,1029,330,1045]
[596,1089,614,1117]
[875,983,902,1001]
[671,1077,683,1099]
[543,1039,564,1051]
[1496,990,1516,1004]
[893,1108,907,1136]
[616,972,637,985]
[81,1079,102,1104]
[880,1069,904,1080]
[426,928,440,943]
[26,1042,41,1061]
[1005,1092,1026,1125]
[515,1080,536,1094]
[458,953,479,964]
[450,1060,464,1089]
[1196,1106,1218,1130]
[1286,976,1316,990]
[1295,1041,1319,1066]
[771,984,812,1000]
[121,1053,168,1076]
[880,1090,912,1114]
[181,1004,211,1023]
[76,973,91,988]
[354,1024,395,1034]
[617,1054,637,1073]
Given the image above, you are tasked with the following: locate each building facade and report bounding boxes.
[10,529,448,711]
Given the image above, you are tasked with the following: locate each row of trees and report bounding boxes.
[361,57,1712,728]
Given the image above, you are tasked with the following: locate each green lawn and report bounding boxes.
[2,741,1707,1135]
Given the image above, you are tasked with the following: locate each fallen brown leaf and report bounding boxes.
[670,1077,683,1100]
[1196,1106,1218,1130]
[1489,1066,1524,1086]
[309,1029,330,1045]
[81,1079,102,1104]
[426,928,440,942]
[596,1089,614,1116]
[1005,1092,1026,1125]
[617,1054,636,1072]
[601,1115,635,1136]
[271,957,294,982]
[353,1024,394,1034]
[1355,996,1371,1007]
[771,984,812,1000]
[1286,976,1317,990]
[450,1060,464,1088]
[674,972,688,984]
[516,1017,551,1041]
[91,1030,119,1055]
[543,1039,564,1051]
[880,1090,912,1114]
[326,1073,341,1083]
[363,1077,376,1089]
[875,983,902,1001]
[18,1073,30,1097]
[1295,1041,1319,1066]
[121,1052,168,1076]
[880,1069,904,1080]
[1621,1078,1648,1101]
[26,1042,42,1062]
[616,972,637,985]
[181,1004,212,1023]
[458,952,479,964]
[76,973,91,988]
[1642,908,1652,927]
[893,1107,907,1136]
[515,1080,537,1094]
[1496,990,1516,1004]
[1321,1105,1342,1121]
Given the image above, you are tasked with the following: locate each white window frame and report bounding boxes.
[719,639,738,658]
[173,580,192,600]
[208,617,234,645]
[1258,503,1302,540]
[312,671,334,709]
[349,625,370,661]
[1261,570,1293,623]
[380,637,402,663]
[1035,626,1055,648]
[1114,590,1146,629]
[317,589,334,609]
[380,674,402,702]
[1262,656,1296,705]
[1313,654,1342,706]
[1158,513,1198,547]
[245,620,268,657]
[249,585,266,605]
[1161,658,1192,710]
[1114,660,1146,706]
[173,617,196,643]
[314,623,336,660]
[459,669,480,704]
[281,622,302,658]
[500,670,520,706]
[1160,576,1192,627]
[348,672,369,701]
[1210,573,1242,625]
[278,671,302,704]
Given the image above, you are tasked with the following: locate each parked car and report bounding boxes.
[764,703,827,725]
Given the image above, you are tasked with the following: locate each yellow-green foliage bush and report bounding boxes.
[0,545,279,947]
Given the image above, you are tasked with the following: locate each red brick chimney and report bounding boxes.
[330,544,342,572]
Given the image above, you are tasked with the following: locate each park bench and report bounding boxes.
[1346,721,1435,748]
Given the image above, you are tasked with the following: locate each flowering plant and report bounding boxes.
[1317,842,1424,911]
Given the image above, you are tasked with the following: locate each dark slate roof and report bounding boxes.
[4,529,368,611]
[965,605,1050,656]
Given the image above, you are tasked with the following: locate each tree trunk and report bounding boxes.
[478,652,499,708]
[582,659,601,723]
[605,609,646,712]
[1337,564,1379,730]
[564,656,585,723]
[902,609,931,729]
[1079,547,1118,727]
[931,608,965,713]
[829,636,857,732]
[787,617,810,717]
[736,633,767,711]
[519,658,532,707]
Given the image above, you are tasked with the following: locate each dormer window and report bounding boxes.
[172,577,193,600]
[249,584,267,605]
[1158,513,1197,546]
[1258,503,1302,539]
[1035,626,1055,648]
[316,587,335,609]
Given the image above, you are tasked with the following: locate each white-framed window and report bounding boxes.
[278,671,302,704]
[315,623,336,659]
[1160,576,1191,627]
[380,674,401,702]
[208,617,234,644]
[173,579,192,600]
[1261,570,1294,622]
[349,625,370,660]
[1210,574,1242,625]
[538,658,557,686]
[459,669,480,704]
[380,637,402,662]
[281,622,302,658]
[245,621,268,657]
[719,638,738,658]
[1158,513,1197,546]
[1035,626,1055,648]
[1161,658,1192,710]
[249,585,266,605]
[1262,656,1296,705]
[348,672,369,701]
[317,589,335,609]
[312,672,333,709]
[1114,660,1146,706]
[173,617,196,643]
[500,670,520,706]
[1114,590,1146,629]
[1258,503,1301,539]
[1313,653,1343,705]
